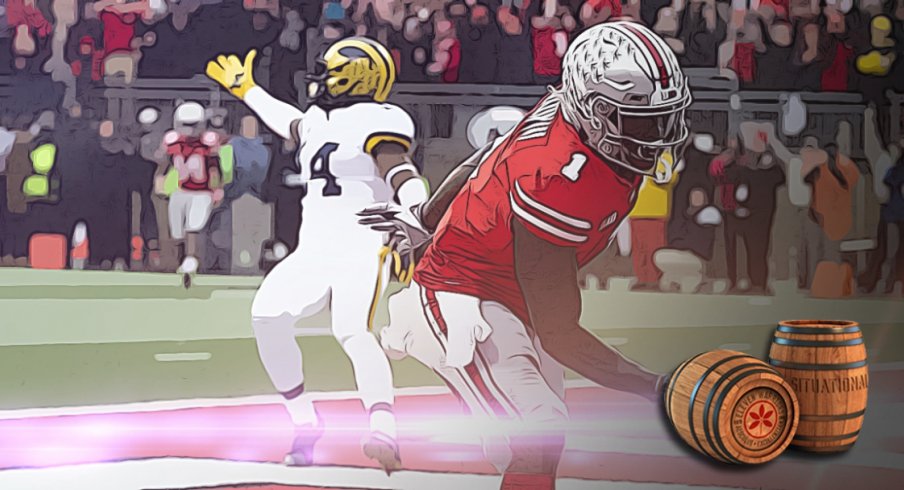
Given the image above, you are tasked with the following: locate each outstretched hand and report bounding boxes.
[358,203,432,282]
[205,49,257,99]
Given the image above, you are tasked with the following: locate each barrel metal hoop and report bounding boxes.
[687,354,752,458]
[713,368,783,464]
[769,359,867,370]
[790,442,856,452]
[772,337,864,347]
[794,430,861,442]
[800,409,866,422]
[776,325,861,335]
[703,363,764,464]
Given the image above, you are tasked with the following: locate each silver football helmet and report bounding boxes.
[558,21,691,183]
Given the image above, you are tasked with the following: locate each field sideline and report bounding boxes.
[0,267,902,410]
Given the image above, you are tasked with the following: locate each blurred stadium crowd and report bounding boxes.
[1,0,902,88]
[0,0,903,298]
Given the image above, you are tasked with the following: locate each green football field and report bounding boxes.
[1,268,902,410]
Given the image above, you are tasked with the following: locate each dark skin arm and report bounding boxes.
[512,219,661,400]
[418,140,496,233]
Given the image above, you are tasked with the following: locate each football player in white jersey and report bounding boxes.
[204,37,428,472]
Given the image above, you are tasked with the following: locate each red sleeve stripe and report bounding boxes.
[510,192,588,244]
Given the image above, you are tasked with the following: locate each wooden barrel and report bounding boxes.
[768,320,868,453]
[665,349,799,464]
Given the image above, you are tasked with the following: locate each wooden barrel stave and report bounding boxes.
[666,350,799,464]
[768,320,868,453]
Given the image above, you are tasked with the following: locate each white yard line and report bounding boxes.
[153,352,213,362]
[0,457,736,490]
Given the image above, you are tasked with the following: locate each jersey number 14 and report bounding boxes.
[310,143,342,196]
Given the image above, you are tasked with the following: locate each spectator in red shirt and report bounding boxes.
[531,2,574,84]
[99,8,137,57]
[581,0,621,26]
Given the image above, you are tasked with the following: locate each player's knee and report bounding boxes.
[251,314,295,338]
[520,393,568,427]
[335,329,377,350]
[527,404,567,428]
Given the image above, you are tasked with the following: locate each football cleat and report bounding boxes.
[177,256,199,289]
[362,431,402,475]
[284,423,325,467]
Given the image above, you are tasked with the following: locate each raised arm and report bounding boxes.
[205,50,304,142]
[766,123,795,165]
[244,88,305,142]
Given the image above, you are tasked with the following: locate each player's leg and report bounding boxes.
[724,216,739,290]
[473,301,568,489]
[167,191,187,244]
[383,280,515,471]
[251,252,331,464]
[179,191,214,276]
[417,288,566,487]
[331,245,401,470]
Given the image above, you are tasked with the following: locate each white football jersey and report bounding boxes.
[294,102,415,207]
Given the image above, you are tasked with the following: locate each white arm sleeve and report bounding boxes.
[244,86,305,141]
[788,157,812,207]
[397,176,429,211]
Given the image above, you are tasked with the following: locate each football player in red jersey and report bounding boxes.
[362,21,690,489]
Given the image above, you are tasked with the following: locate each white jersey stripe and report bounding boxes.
[514,181,592,230]
[510,194,588,243]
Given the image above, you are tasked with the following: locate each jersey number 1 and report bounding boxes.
[310,143,341,196]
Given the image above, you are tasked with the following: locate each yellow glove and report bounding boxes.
[392,250,416,285]
[205,50,257,99]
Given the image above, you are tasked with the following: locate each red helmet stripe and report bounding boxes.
[622,24,671,89]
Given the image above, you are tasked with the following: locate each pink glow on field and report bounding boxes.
[0,388,647,474]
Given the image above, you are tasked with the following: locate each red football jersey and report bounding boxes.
[164,131,220,191]
[415,96,643,324]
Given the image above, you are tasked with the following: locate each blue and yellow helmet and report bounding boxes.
[307,37,396,105]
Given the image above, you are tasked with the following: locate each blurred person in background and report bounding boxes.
[203,114,273,274]
[531,0,575,85]
[389,12,433,82]
[451,0,499,83]
[137,106,173,271]
[0,115,16,265]
[860,105,904,294]
[767,126,825,291]
[672,0,726,68]
[93,119,133,270]
[628,152,681,292]
[7,0,53,73]
[156,101,224,285]
[580,0,620,27]
[713,126,786,294]
[495,0,538,84]
[668,132,722,283]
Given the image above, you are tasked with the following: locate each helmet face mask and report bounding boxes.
[600,100,690,177]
